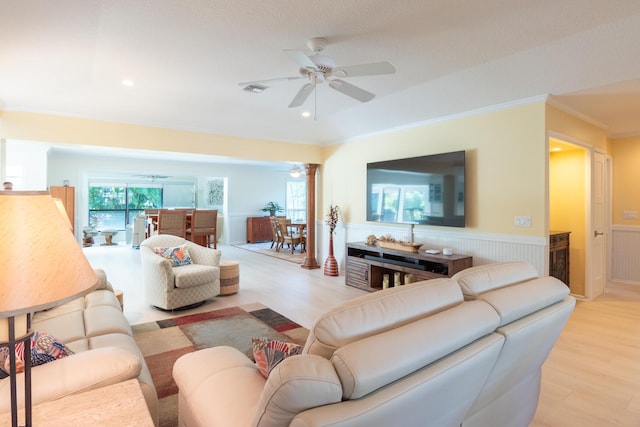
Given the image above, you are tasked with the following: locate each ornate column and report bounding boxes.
[301,163,320,269]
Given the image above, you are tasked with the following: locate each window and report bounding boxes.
[371,184,430,223]
[89,184,162,230]
[286,180,306,222]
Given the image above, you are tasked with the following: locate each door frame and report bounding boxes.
[548,131,611,299]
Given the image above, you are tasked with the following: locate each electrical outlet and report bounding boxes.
[514,216,532,227]
[623,211,638,219]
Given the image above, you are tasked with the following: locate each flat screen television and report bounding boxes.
[366,150,465,227]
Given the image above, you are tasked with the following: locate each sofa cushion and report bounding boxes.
[154,244,193,267]
[252,337,303,379]
[330,300,500,399]
[452,262,539,298]
[303,278,463,359]
[84,289,122,310]
[31,297,84,321]
[253,354,342,427]
[173,346,267,427]
[31,309,86,344]
[478,276,570,326]
[173,264,218,289]
[84,305,132,337]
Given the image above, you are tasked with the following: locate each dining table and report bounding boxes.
[287,221,307,252]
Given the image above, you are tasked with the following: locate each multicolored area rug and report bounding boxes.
[132,303,309,427]
[233,241,306,264]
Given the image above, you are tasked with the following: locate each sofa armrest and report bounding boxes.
[0,347,141,414]
[140,246,175,291]
[93,268,114,292]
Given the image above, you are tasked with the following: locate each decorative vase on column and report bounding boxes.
[323,234,339,276]
[324,204,340,277]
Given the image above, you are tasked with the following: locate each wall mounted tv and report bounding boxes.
[366,150,465,227]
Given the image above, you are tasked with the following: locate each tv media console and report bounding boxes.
[345,242,473,292]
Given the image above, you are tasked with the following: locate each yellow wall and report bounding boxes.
[321,102,548,235]
[550,149,586,296]
[0,111,323,164]
[610,136,640,226]
[545,105,609,151]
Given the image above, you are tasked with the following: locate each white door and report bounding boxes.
[591,151,608,298]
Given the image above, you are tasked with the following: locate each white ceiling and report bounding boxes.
[2,0,640,150]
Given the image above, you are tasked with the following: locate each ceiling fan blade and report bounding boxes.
[288,83,315,108]
[238,76,304,86]
[333,61,396,78]
[329,79,375,102]
[284,50,317,70]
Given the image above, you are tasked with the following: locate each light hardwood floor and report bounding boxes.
[82,244,366,328]
[83,244,640,426]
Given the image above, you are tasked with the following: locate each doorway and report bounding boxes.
[549,135,610,299]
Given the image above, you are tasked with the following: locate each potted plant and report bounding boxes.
[261,201,284,216]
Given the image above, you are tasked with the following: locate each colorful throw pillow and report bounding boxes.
[0,331,75,379]
[252,337,303,379]
[153,244,192,266]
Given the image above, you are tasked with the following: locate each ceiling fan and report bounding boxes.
[239,37,396,117]
[134,174,170,182]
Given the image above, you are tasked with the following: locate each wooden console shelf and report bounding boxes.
[246,216,272,243]
[345,241,472,292]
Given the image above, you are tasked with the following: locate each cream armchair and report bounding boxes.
[140,234,221,310]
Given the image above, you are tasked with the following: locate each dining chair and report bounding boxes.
[268,216,282,250]
[187,209,218,248]
[276,217,302,254]
[157,209,187,238]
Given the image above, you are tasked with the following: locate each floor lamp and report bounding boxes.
[0,191,98,427]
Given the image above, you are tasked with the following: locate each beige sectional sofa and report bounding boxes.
[173,262,575,427]
[0,269,158,426]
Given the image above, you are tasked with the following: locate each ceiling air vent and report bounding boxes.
[243,84,268,93]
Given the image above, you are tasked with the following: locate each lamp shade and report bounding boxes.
[0,191,98,317]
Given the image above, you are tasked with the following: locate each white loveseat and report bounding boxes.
[140,235,221,310]
[0,269,159,426]
[172,262,575,427]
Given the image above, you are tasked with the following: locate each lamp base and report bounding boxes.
[1,315,34,427]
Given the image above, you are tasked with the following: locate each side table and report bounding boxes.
[0,379,154,427]
[219,260,240,295]
[101,229,119,245]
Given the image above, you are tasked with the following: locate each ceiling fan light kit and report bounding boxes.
[243,84,267,93]
[289,164,304,178]
[239,37,396,117]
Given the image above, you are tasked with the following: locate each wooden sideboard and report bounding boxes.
[246,216,276,243]
[50,185,75,234]
[345,241,472,292]
[549,231,570,287]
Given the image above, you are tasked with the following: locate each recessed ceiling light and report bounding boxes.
[301,111,311,118]
[551,147,562,152]
[122,79,134,87]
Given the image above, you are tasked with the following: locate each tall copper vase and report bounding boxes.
[323,233,339,276]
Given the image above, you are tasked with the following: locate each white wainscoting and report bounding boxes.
[230,217,549,276]
[610,225,640,286]
[328,223,548,276]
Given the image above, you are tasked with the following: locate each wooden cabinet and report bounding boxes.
[246,216,273,243]
[345,242,473,292]
[50,185,75,234]
[549,231,570,287]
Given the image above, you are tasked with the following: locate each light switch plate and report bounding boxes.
[514,216,532,227]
